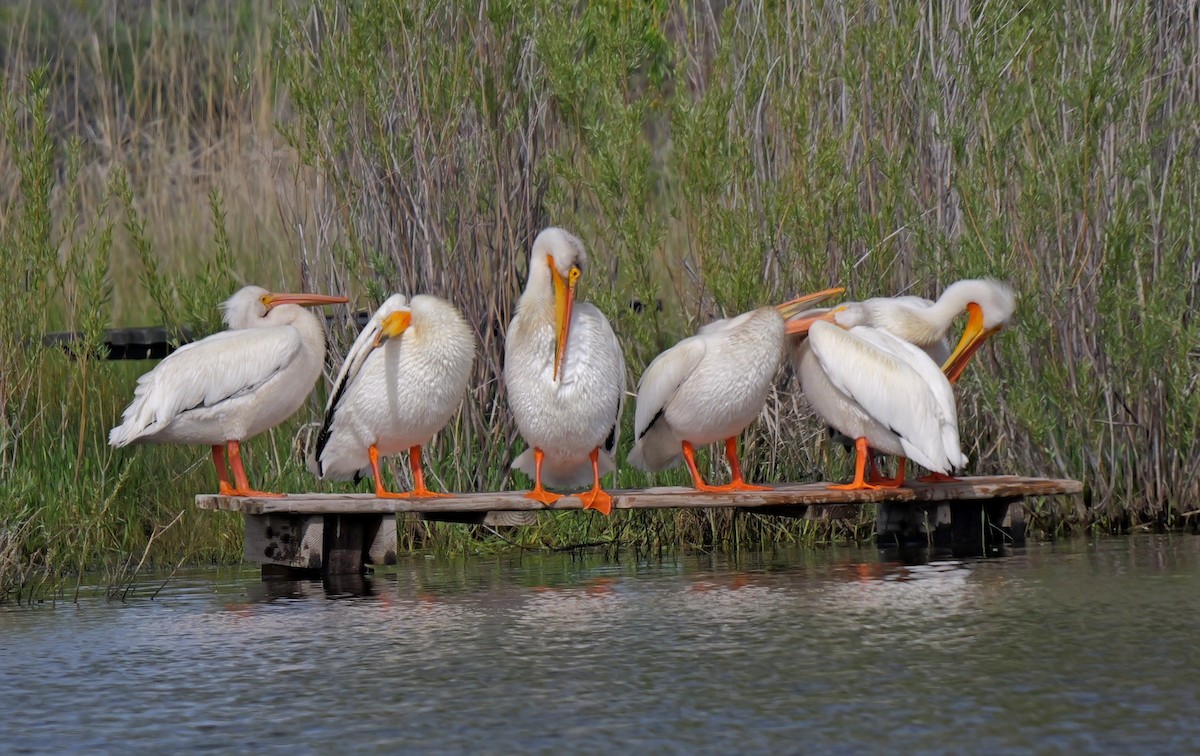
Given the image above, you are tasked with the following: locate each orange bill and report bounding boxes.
[551,257,580,382]
[372,310,412,348]
[262,292,348,310]
[941,302,1001,383]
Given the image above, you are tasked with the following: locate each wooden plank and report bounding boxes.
[194,476,1083,516]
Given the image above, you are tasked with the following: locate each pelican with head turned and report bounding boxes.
[788,315,969,491]
[832,279,1016,382]
[109,285,348,497]
[310,293,476,497]
[798,279,1014,484]
[627,288,844,490]
[504,228,626,515]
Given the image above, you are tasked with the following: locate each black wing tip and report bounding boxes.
[637,408,666,442]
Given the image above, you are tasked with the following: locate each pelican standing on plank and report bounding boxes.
[109,285,348,497]
[627,288,844,490]
[310,294,475,497]
[788,315,968,490]
[505,228,625,514]
[813,279,1014,482]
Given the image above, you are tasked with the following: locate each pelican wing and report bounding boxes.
[571,302,627,459]
[109,327,305,446]
[807,322,964,472]
[605,319,627,457]
[632,334,707,441]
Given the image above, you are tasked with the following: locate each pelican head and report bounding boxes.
[530,227,587,382]
[941,279,1016,382]
[222,285,348,329]
[372,308,413,348]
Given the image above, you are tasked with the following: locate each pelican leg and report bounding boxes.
[226,439,285,498]
[523,447,564,506]
[369,444,410,499]
[865,453,888,484]
[681,439,768,493]
[917,471,960,484]
[828,438,885,491]
[212,445,237,497]
[576,447,614,515]
[718,437,771,491]
[681,440,709,488]
[407,445,451,498]
[872,457,907,489]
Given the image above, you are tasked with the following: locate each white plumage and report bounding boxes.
[830,279,1016,378]
[626,308,783,490]
[627,289,844,489]
[792,320,968,489]
[504,227,625,513]
[109,285,347,497]
[309,294,475,497]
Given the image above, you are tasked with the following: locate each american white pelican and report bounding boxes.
[789,318,968,490]
[627,288,844,490]
[505,228,625,514]
[831,279,1016,381]
[109,285,348,497]
[309,294,475,497]
[806,279,1014,483]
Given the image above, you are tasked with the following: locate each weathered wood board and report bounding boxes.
[195,475,1082,515]
[197,476,1083,577]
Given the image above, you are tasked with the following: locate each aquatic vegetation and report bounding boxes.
[2,0,1198,597]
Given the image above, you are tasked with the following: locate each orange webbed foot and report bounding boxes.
[524,487,564,507]
[827,481,884,491]
[225,488,286,498]
[374,488,413,499]
[577,487,613,515]
[408,489,453,499]
[695,481,772,493]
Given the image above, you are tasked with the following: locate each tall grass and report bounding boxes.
[277,0,1200,522]
[1,0,1198,598]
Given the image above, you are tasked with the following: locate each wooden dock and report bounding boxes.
[195,475,1083,578]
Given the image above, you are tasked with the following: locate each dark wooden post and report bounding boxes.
[322,514,371,576]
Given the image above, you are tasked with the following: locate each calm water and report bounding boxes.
[3,536,1199,754]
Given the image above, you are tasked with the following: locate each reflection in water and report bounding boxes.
[2,536,1199,753]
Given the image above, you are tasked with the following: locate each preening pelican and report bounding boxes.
[310,294,476,497]
[109,285,347,497]
[505,228,625,515]
[832,279,1016,381]
[627,288,844,491]
[807,279,1014,483]
[789,318,968,490]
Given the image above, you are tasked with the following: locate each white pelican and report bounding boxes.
[309,294,475,497]
[832,279,1016,381]
[808,279,1014,483]
[109,285,348,497]
[627,288,844,490]
[505,228,625,514]
[788,317,968,490]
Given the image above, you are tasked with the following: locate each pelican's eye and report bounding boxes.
[568,266,581,285]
